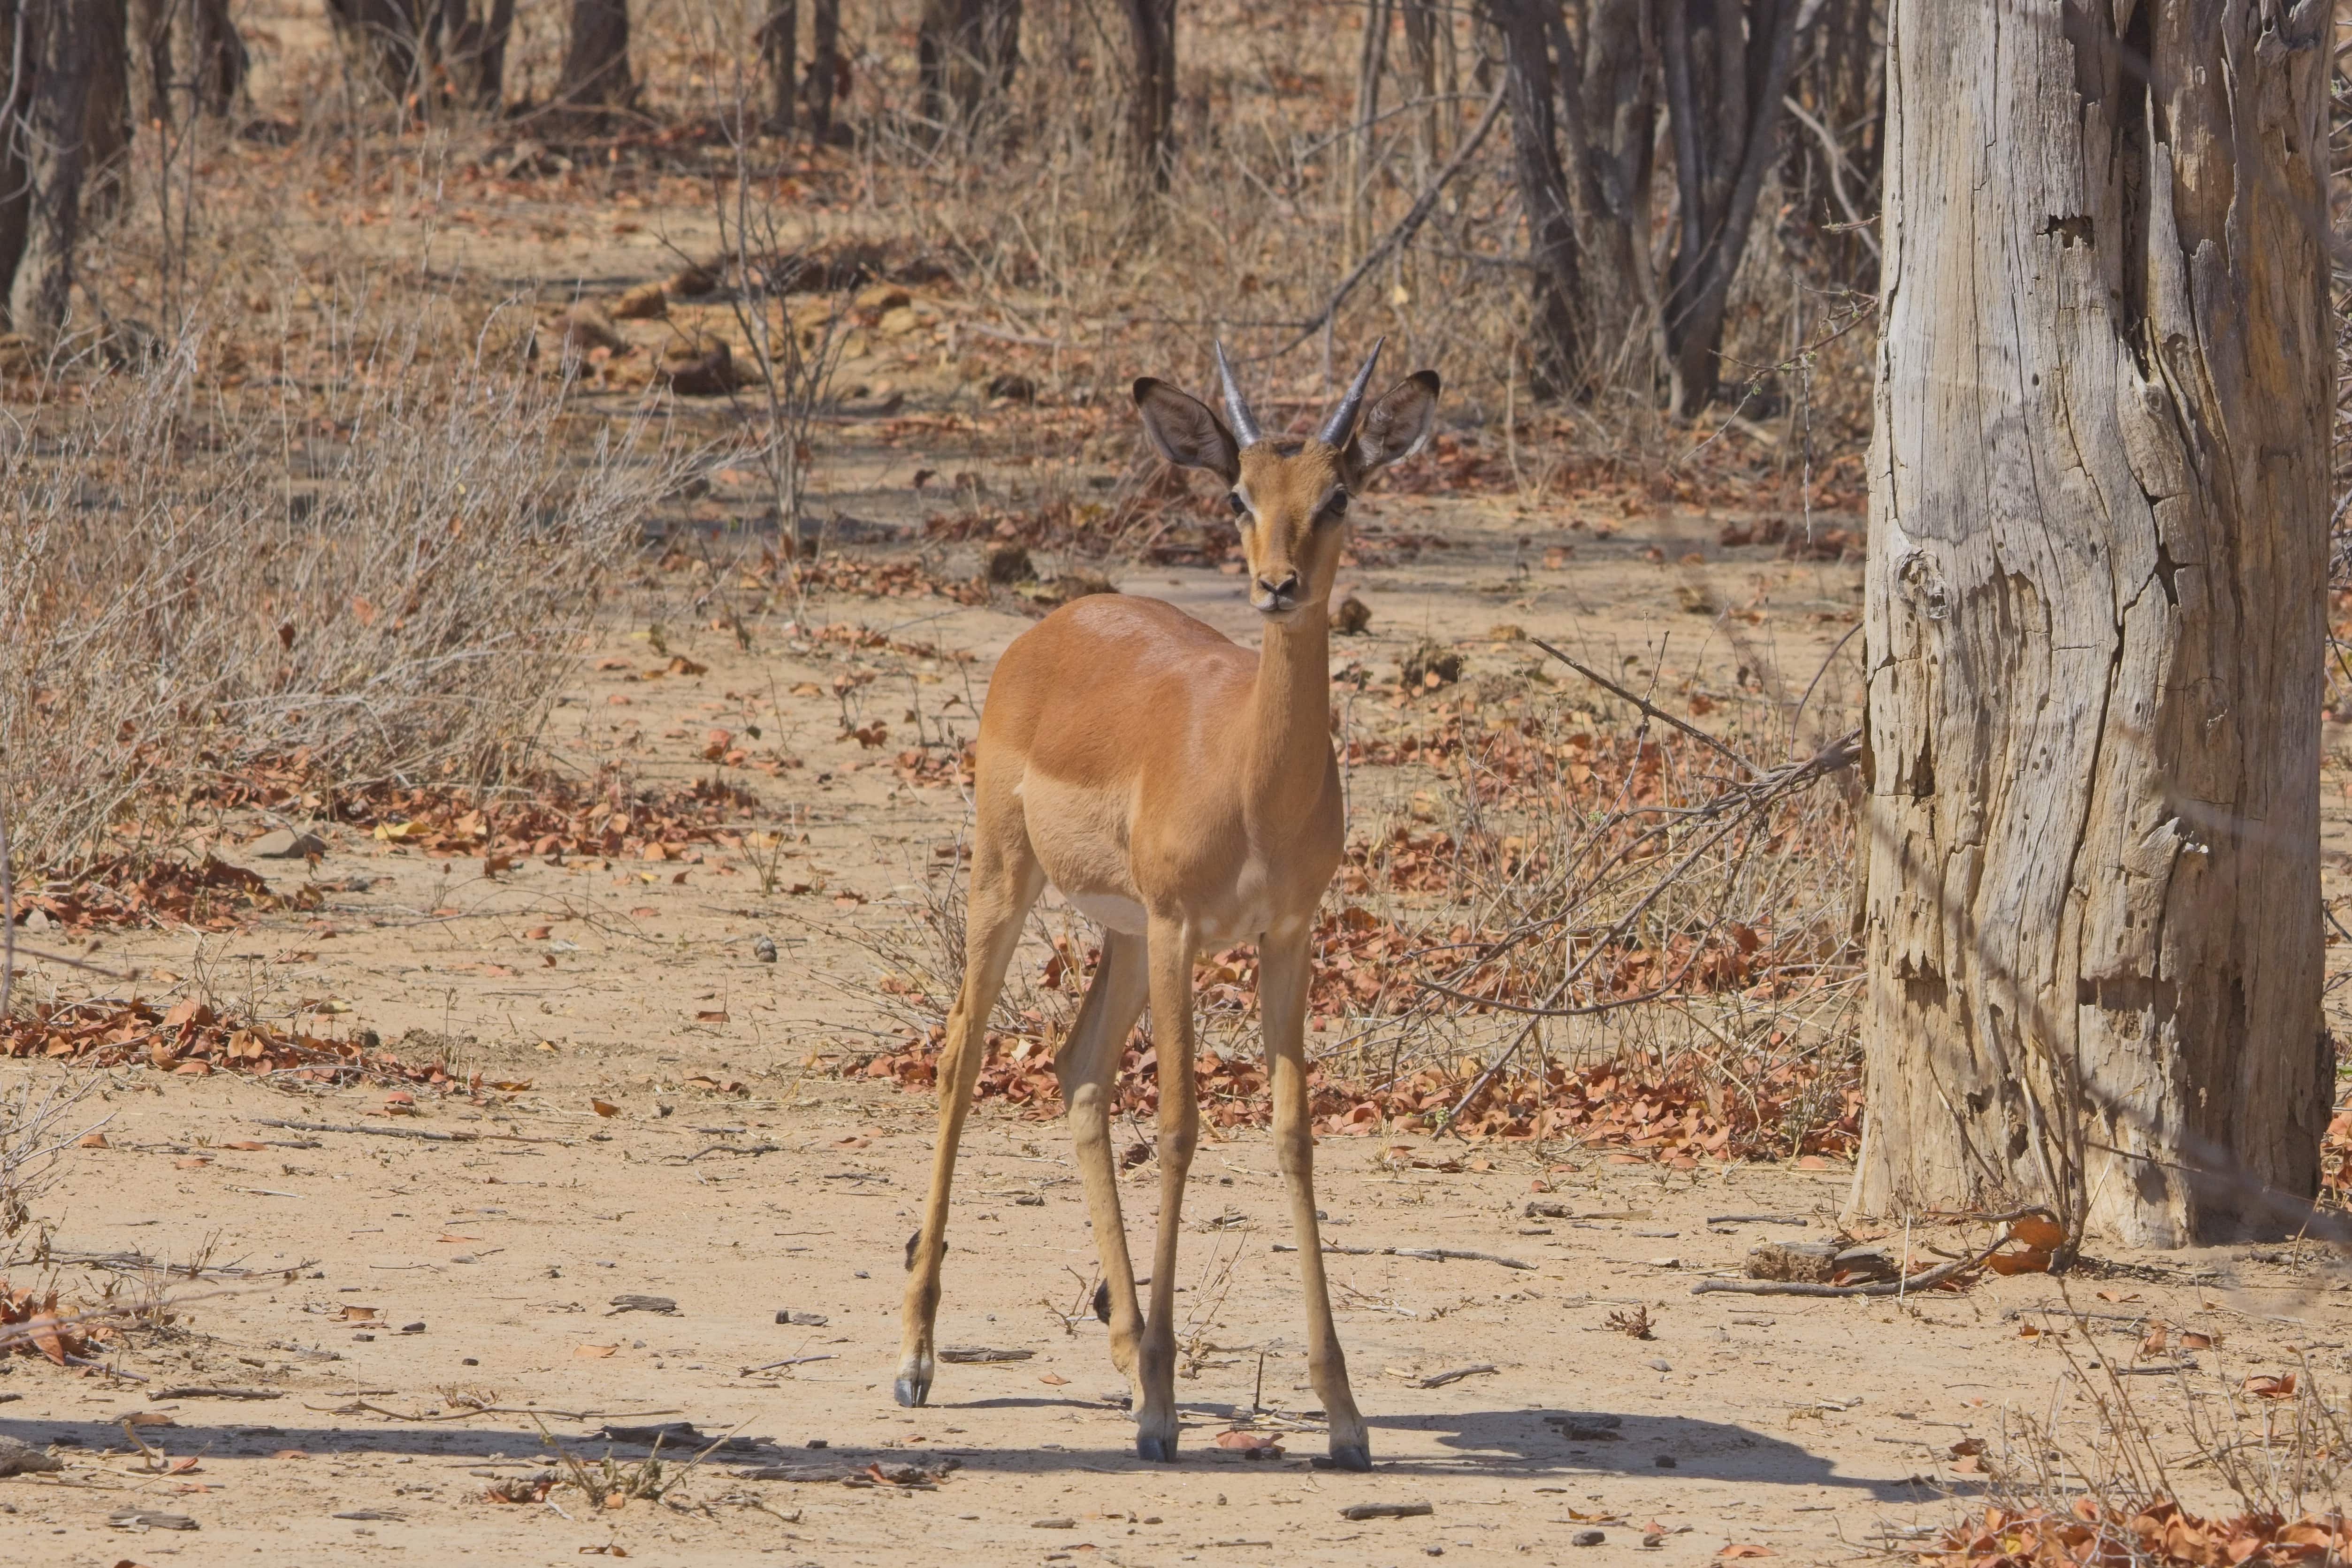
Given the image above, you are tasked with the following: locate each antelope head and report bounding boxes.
[1132,340,1440,620]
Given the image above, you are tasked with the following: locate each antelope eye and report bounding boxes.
[1227,492,1248,517]
[1319,492,1350,522]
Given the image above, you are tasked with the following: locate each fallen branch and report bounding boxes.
[1272,1242,1532,1270]
[1690,1231,2018,1299]
[1417,1364,1497,1388]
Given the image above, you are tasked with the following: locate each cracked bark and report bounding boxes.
[1851,0,2330,1246]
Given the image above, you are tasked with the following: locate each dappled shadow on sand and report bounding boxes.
[7,1401,1930,1498]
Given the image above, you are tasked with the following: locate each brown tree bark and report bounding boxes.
[191,0,245,115]
[807,0,840,139]
[1483,0,1586,398]
[82,0,130,217]
[1654,0,1807,414]
[5,0,110,339]
[1851,0,2332,1247]
[920,0,1021,140]
[557,0,631,109]
[760,0,797,133]
[131,0,173,125]
[444,0,512,110]
[1115,0,1175,185]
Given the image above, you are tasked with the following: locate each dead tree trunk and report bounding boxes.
[5,0,108,339]
[918,0,1019,141]
[82,0,130,218]
[1852,0,2332,1247]
[191,0,245,114]
[807,0,840,138]
[1655,0,1808,414]
[760,0,797,133]
[1116,0,1175,186]
[444,0,512,110]
[557,0,631,109]
[1483,0,1586,398]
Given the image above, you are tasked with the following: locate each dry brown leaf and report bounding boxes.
[590,1100,621,1117]
[575,1343,618,1358]
[1985,1247,2052,1276]
[2008,1215,2065,1250]
[1039,1372,1069,1386]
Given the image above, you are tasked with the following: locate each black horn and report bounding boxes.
[1214,340,1261,448]
[1317,337,1384,446]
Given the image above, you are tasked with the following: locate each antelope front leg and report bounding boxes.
[1259,929,1370,1469]
[1135,918,1200,1462]
[895,852,1039,1407]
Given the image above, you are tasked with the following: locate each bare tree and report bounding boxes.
[919,0,1021,141]
[444,0,514,110]
[1851,0,2331,1247]
[2,0,117,340]
[558,0,633,110]
[807,0,840,140]
[1654,0,1810,413]
[760,0,798,133]
[325,0,436,100]
[1116,0,1174,184]
[1483,0,1587,398]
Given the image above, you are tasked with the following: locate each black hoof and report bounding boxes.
[1136,1434,1177,1463]
[1327,1442,1373,1472]
[893,1376,930,1407]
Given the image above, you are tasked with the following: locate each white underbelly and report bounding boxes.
[1067,890,1150,934]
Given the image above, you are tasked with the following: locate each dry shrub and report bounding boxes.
[1923,1295,2352,1567]
[0,313,685,881]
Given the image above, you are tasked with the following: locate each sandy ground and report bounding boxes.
[8,485,2352,1568]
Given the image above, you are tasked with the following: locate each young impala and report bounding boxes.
[893,342,1439,1469]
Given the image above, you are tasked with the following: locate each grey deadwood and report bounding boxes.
[1853,0,2332,1246]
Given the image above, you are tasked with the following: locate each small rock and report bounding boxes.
[549,302,626,358]
[400,1322,426,1334]
[1654,1454,1678,1469]
[1335,594,1372,635]
[1647,1358,1672,1372]
[1401,640,1463,688]
[1033,1517,1076,1529]
[1642,1531,1665,1549]
[611,281,668,320]
[252,827,326,859]
[0,1435,62,1476]
[806,1438,829,1449]
[20,908,48,933]
[658,331,739,397]
[609,1294,678,1316]
[984,543,1033,584]
[1524,1201,1573,1219]
[775,1309,828,1326]
[461,1358,479,1366]
[1572,1529,1605,1546]
[752,934,778,963]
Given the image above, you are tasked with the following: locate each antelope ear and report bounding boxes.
[1133,378,1240,484]
[1346,370,1440,481]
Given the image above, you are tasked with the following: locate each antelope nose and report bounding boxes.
[1255,571,1299,605]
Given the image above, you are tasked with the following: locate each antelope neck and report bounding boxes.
[1242,603,1334,826]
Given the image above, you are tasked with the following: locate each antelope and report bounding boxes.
[893,341,1440,1469]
